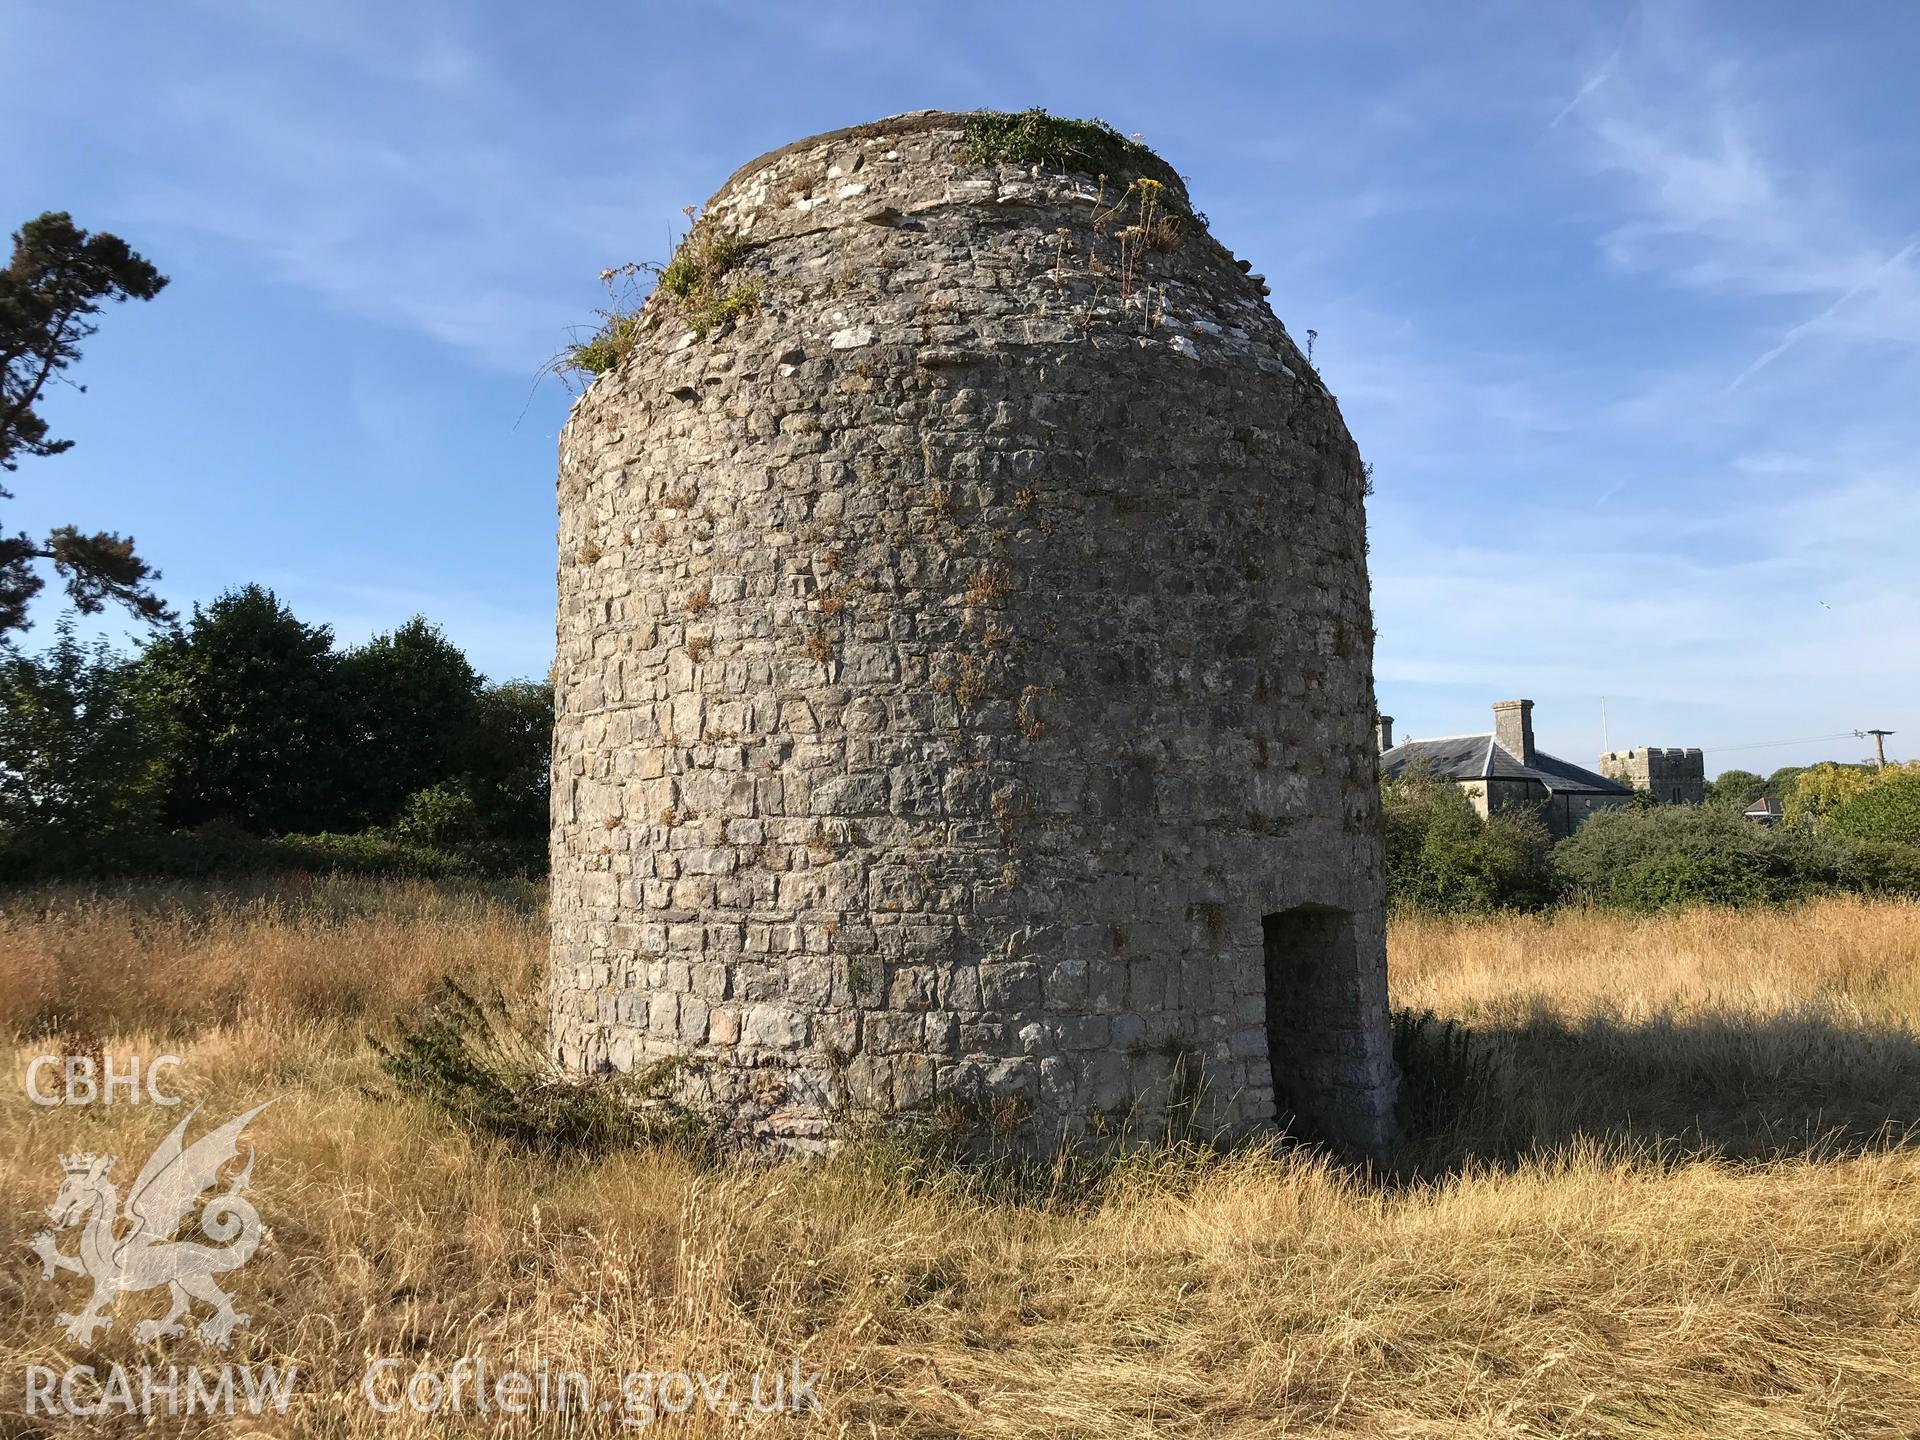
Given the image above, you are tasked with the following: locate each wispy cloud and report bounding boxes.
[1373,458,1920,762]
[1568,16,1920,384]
[103,10,703,372]
[126,97,687,372]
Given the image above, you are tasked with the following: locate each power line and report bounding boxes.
[1695,730,1863,756]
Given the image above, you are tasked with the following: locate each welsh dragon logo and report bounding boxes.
[29,1099,276,1347]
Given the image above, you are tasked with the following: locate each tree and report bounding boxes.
[1824,773,1920,847]
[1,211,170,637]
[467,679,552,813]
[1762,765,1808,808]
[461,678,553,867]
[1704,768,1765,809]
[138,585,349,832]
[1782,761,1882,825]
[0,621,167,837]
[386,678,553,872]
[1381,770,1554,912]
[337,616,482,826]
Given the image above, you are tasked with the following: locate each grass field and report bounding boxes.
[3,882,1918,1436]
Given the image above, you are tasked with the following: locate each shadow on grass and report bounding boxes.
[353,990,1920,1208]
[590,1005,1920,1206]
[1392,1004,1920,1181]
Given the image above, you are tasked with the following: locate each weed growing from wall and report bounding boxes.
[554,216,758,383]
[657,223,758,334]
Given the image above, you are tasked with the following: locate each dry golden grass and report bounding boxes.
[1391,896,1920,1170]
[3,882,1919,1437]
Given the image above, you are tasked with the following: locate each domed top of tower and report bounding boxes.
[566,107,1317,395]
[724,108,1195,209]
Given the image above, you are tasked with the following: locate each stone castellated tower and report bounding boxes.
[1599,747,1706,805]
[550,111,1397,1156]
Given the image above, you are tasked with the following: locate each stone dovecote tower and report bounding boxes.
[550,110,1397,1156]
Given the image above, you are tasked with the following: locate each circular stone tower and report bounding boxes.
[551,110,1396,1155]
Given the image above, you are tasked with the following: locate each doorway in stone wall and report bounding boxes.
[1262,904,1357,1140]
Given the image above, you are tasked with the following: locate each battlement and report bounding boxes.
[1598,747,1706,803]
[1601,746,1705,775]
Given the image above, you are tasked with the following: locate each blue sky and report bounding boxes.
[4,1,1915,776]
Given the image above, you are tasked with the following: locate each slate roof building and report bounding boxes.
[1743,796,1784,825]
[1377,699,1634,839]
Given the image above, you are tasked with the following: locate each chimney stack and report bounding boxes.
[1492,699,1535,765]
[1375,714,1394,751]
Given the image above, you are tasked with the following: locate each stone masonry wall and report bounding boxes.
[1599,747,1706,806]
[550,111,1397,1156]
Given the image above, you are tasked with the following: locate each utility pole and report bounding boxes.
[1865,729,1895,767]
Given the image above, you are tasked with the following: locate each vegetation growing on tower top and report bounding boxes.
[961,109,1185,198]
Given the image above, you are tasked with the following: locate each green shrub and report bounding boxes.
[1815,837,1920,896]
[1555,805,1817,910]
[0,819,265,881]
[384,779,540,875]
[1825,773,1920,846]
[276,830,466,878]
[393,779,483,849]
[656,226,756,336]
[1611,846,1777,910]
[658,229,749,301]
[1382,772,1554,913]
[0,820,500,883]
[370,979,709,1156]
[1551,801,1920,911]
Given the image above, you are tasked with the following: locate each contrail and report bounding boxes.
[1725,235,1920,395]
[1548,45,1622,131]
